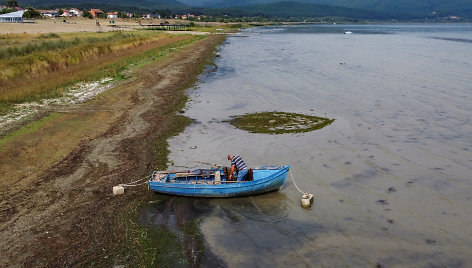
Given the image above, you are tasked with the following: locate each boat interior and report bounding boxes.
[151,166,284,184]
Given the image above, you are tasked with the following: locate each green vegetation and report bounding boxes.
[38,33,60,39]
[0,7,14,14]
[189,23,250,33]
[108,200,205,267]
[0,31,201,114]
[0,113,61,149]
[205,2,390,20]
[113,36,223,267]
[230,111,335,134]
[23,6,42,18]
[0,27,223,266]
[182,0,471,19]
[309,0,472,18]
[134,36,223,266]
[111,203,186,267]
[17,0,472,21]
[0,102,12,115]
[21,0,187,12]
[154,114,192,169]
[152,34,224,170]
[6,0,17,8]
[82,9,93,19]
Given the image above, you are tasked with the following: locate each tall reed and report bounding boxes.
[0,31,201,113]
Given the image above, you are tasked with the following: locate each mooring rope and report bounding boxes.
[290,171,315,208]
[120,181,148,187]
[120,175,149,187]
[290,171,305,194]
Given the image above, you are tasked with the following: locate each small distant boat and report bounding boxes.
[344,31,353,34]
[149,166,289,197]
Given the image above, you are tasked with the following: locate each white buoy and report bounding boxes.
[301,193,314,208]
[113,185,125,195]
[290,171,314,208]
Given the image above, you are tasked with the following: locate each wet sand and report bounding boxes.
[159,24,472,267]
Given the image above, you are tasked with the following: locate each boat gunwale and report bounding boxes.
[148,165,289,190]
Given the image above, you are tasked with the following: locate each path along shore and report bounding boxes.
[0,27,225,266]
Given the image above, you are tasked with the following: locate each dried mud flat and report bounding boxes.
[0,34,224,267]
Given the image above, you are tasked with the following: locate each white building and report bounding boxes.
[0,10,24,23]
[40,9,58,17]
[144,13,160,19]
[69,8,83,17]
[107,12,118,19]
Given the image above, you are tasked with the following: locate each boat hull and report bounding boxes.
[149,166,289,197]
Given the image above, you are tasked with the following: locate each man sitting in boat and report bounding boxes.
[227,154,249,181]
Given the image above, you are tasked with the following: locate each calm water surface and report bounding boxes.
[143,24,472,267]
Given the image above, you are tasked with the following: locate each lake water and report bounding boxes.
[143,24,472,267]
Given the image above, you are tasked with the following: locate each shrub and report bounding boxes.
[22,7,42,19]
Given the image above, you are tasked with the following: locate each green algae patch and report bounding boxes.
[230,111,334,134]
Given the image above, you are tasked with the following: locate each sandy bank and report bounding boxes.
[0,18,223,34]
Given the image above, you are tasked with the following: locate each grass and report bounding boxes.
[0,112,61,149]
[0,102,12,115]
[126,35,224,266]
[72,34,224,267]
[38,33,60,39]
[191,23,250,33]
[0,31,202,114]
[230,111,335,134]
[107,199,205,268]
[111,201,187,267]
[154,114,192,170]
[152,34,225,170]
[0,31,225,266]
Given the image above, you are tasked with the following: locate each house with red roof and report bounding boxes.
[107,12,118,19]
[89,9,103,18]
[58,9,71,17]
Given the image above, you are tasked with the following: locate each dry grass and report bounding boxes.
[0,31,202,112]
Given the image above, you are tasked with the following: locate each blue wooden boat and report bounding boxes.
[149,166,289,197]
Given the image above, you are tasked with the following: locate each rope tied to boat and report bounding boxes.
[113,175,149,195]
[119,175,149,187]
[290,171,314,208]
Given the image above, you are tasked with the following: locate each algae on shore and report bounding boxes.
[230,111,334,134]
[0,32,227,267]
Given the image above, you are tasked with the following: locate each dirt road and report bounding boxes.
[0,34,224,267]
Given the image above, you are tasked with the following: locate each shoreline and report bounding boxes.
[0,30,226,266]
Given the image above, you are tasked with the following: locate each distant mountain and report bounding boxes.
[17,0,472,19]
[20,0,188,10]
[178,0,472,17]
[311,0,472,17]
[177,0,273,8]
[205,1,393,20]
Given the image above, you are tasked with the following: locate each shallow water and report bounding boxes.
[145,24,472,267]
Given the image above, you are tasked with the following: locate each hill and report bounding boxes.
[15,0,472,19]
[310,0,472,17]
[205,1,394,20]
[19,0,188,10]
[179,0,472,18]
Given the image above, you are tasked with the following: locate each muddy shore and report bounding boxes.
[0,33,225,267]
